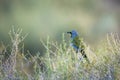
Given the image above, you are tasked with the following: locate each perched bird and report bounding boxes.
[67,30,89,62]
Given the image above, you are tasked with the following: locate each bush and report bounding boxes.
[0,29,120,80]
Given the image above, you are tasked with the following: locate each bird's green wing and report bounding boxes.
[72,36,85,49]
[72,36,80,48]
[79,38,85,49]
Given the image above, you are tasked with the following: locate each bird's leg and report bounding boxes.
[76,49,79,53]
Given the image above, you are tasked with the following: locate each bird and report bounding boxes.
[67,30,89,62]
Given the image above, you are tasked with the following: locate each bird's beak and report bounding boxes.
[67,32,72,34]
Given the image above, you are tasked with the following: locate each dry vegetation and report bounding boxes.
[0,28,120,80]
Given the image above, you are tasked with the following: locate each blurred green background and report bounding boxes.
[0,0,119,54]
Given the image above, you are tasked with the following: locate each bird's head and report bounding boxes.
[67,30,78,38]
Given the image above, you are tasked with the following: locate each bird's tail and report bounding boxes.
[80,49,90,63]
